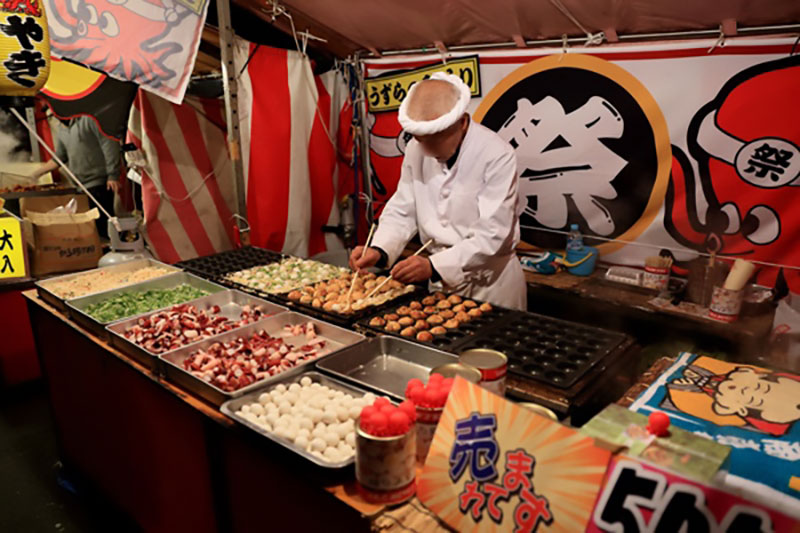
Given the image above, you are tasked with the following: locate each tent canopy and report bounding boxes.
[234,0,800,57]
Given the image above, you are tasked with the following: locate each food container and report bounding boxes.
[65,272,227,340]
[315,336,457,401]
[459,348,508,396]
[35,258,181,311]
[430,362,481,383]
[106,290,287,372]
[642,265,670,290]
[414,404,442,464]
[161,312,365,405]
[708,286,744,323]
[221,370,370,469]
[175,246,284,280]
[355,423,416,504]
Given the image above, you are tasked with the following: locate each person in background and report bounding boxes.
[349,73,526,310]
[31,114,121,239]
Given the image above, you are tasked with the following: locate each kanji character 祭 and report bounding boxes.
[449,413,499,482]
[458,480,486,520]
[744,142,794,182]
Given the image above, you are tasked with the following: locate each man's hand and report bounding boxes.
[350,246,380,272]
[391,256,432,284]
[107,180,121,194]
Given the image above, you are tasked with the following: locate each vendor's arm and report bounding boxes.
[30,158,59,179]
[95,125,122,192]
[369,159,419,265]
[428,148,519,287]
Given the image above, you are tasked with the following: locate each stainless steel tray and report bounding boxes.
[106,289,288,373]
[315,336,457,401]
[36,258,181,311]
[161,312,366,406]
[221,370,372,469]
[65,272,227,340]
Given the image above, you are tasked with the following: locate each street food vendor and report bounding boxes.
[350,73,527,310]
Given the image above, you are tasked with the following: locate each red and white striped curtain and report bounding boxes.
[234,40,353,258]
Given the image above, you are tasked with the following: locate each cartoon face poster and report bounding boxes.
[418,377,611,532]
[629,353,800,500]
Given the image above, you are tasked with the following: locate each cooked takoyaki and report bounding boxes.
[312,298,323,308]
[386,321,402,332]
[452,304,465,313]
[288,290,302,301]
[400,326,417,337]
[447,294,463,305]
[444,319,460,329]
[370,317,386,327]
[468,308,483,318]
[455,311,470,322]
[463,300,478,309]
[433,291,447,301]
[384,313,400,321]
[427,314,444,325]
[430,326,447,335]
[414,319,429,330]
[416,331,434,342]
[422,296,437,306]
[439,309,455,319]
[396,306,411,316]
[479,303,493,313]
[398,316,415,327]
[409,301,423,310]
[423,306,437,315]
[436,300,452,310]
[409,310,426,320]
[300,294,313,305]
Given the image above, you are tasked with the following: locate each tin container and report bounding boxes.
[642,265,670,290]
[459,348,508,396]
[518,402,559,421]
[430,362,482,383]
[355,423,417,504]
[414,404,443,464]
[709,286,744,323]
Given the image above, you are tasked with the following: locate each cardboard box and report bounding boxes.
[21,194,102,277]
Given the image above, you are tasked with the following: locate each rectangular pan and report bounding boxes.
[221,370,373,469]
[161,312,366,406]
[316,336,457,401]
[65,272,227,340]
[35,258,181,311]
[106,289,288,373]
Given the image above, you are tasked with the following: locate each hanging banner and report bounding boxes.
[418,377,612,532]
[364,38,800,292]
[366,55,480,112]
[588,457,799,532]
[0,0,50,95]
[629,353,800,506]
[43,0,209,104]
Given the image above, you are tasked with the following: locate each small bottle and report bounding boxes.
[566,224,583,251]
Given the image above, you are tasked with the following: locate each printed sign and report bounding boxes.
[366,55,480,112]
[0,2,50,95]
[0,215,26,279]
[418,377,611,532]
[588,457,799,532]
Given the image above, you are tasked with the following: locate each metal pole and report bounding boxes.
[25,106,40,162]
[355,54,375,225]
[372,23,800,57]
[216,0,250,244]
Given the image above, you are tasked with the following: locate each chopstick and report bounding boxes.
[346,223,377,308]
[364,239,433,300]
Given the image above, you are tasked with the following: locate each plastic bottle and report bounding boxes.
[566,224,583,251]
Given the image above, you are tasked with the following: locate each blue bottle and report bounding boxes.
[566,224,583,251]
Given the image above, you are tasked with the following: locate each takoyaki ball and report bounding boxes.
[303,286,316,295]
[433,291,447,301]
[364,280,377,289]
[416,331,434,342]
[398,316,415,327]
[327,281,342,293]
[455,311,471,322]
[447,294,463,305]
[439,309,455,319]
[323,301,336,311]
[337,294,349,304]
[409,301,423,310]
[409,310,426,320]
[313,289,326,299]
[397,306,411,316]
[414,320,429,330]
[422,296,437,306]
[423,306,437,315]
[364,272,377,280]
[370,317,386,327]
[384,313,400,321]
[452,304,465,313]
[386,321,402,332]
[388,280,404,290]
[468,308,483,318]
[400,326,417,337]
[300,294,313,305]
[288,290,302,301]
[375,276,388,286]
[430,326,447,335]
[312,298,323,308]
[325,292,338,302]
[379,282,392,293]
[351,290,366,301]
[436,300,452,310]
[427,314,445,325]
[463,300,478,309]
[479,302,493,313]
[444,319,460,329]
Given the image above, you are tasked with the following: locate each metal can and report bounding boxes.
[415,404,443,464]
[355,423,417,504]
[518,402,559,421]
[430,362,482,383]
[459,348,508,396]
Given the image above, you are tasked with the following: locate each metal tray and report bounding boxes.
[161,312,366,406]
[35,258,182,311]
[457,311,630,389]
[221,370,373,469]
[175,246,285,279]
[65,272,227,340]
[316,336,457,401]
[106,289,288,373]
[356,295,514,353]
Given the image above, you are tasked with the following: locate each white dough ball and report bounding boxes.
[333,390,345,399]
[345,433,356,447]
[284,392,298,405]
[270,390,283,402]
[275,384,287,393]
[288,383,301,393]
[338,443,354,457]
[250,403,264,416]
[310,382,321,389]
[295,435,309,449]
[240,404,251,414]
[278,401,292,415]
[321,410,337,425]
[298,418,313,431]
[297,428,311,439]
[310,437,326,452]
[266,413,279,427]
[335,407,349,422]
[324,432,340,447]
[334,424,350,440]
[312,426,327,439]
[258,393,270,404]
[363,393,376,404]
[262,423,272,432]
[348,406,361,419]
[284,427,298,441]
[323,447,340,461]
[300,376,312,387]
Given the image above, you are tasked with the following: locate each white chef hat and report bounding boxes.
[398,72,471,136]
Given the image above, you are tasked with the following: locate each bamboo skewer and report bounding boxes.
[364,239,434,300]
[346,223,376,309]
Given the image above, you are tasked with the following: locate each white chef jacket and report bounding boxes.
[371,120,527,310]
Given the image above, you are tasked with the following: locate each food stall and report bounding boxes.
[5,0,800,530]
